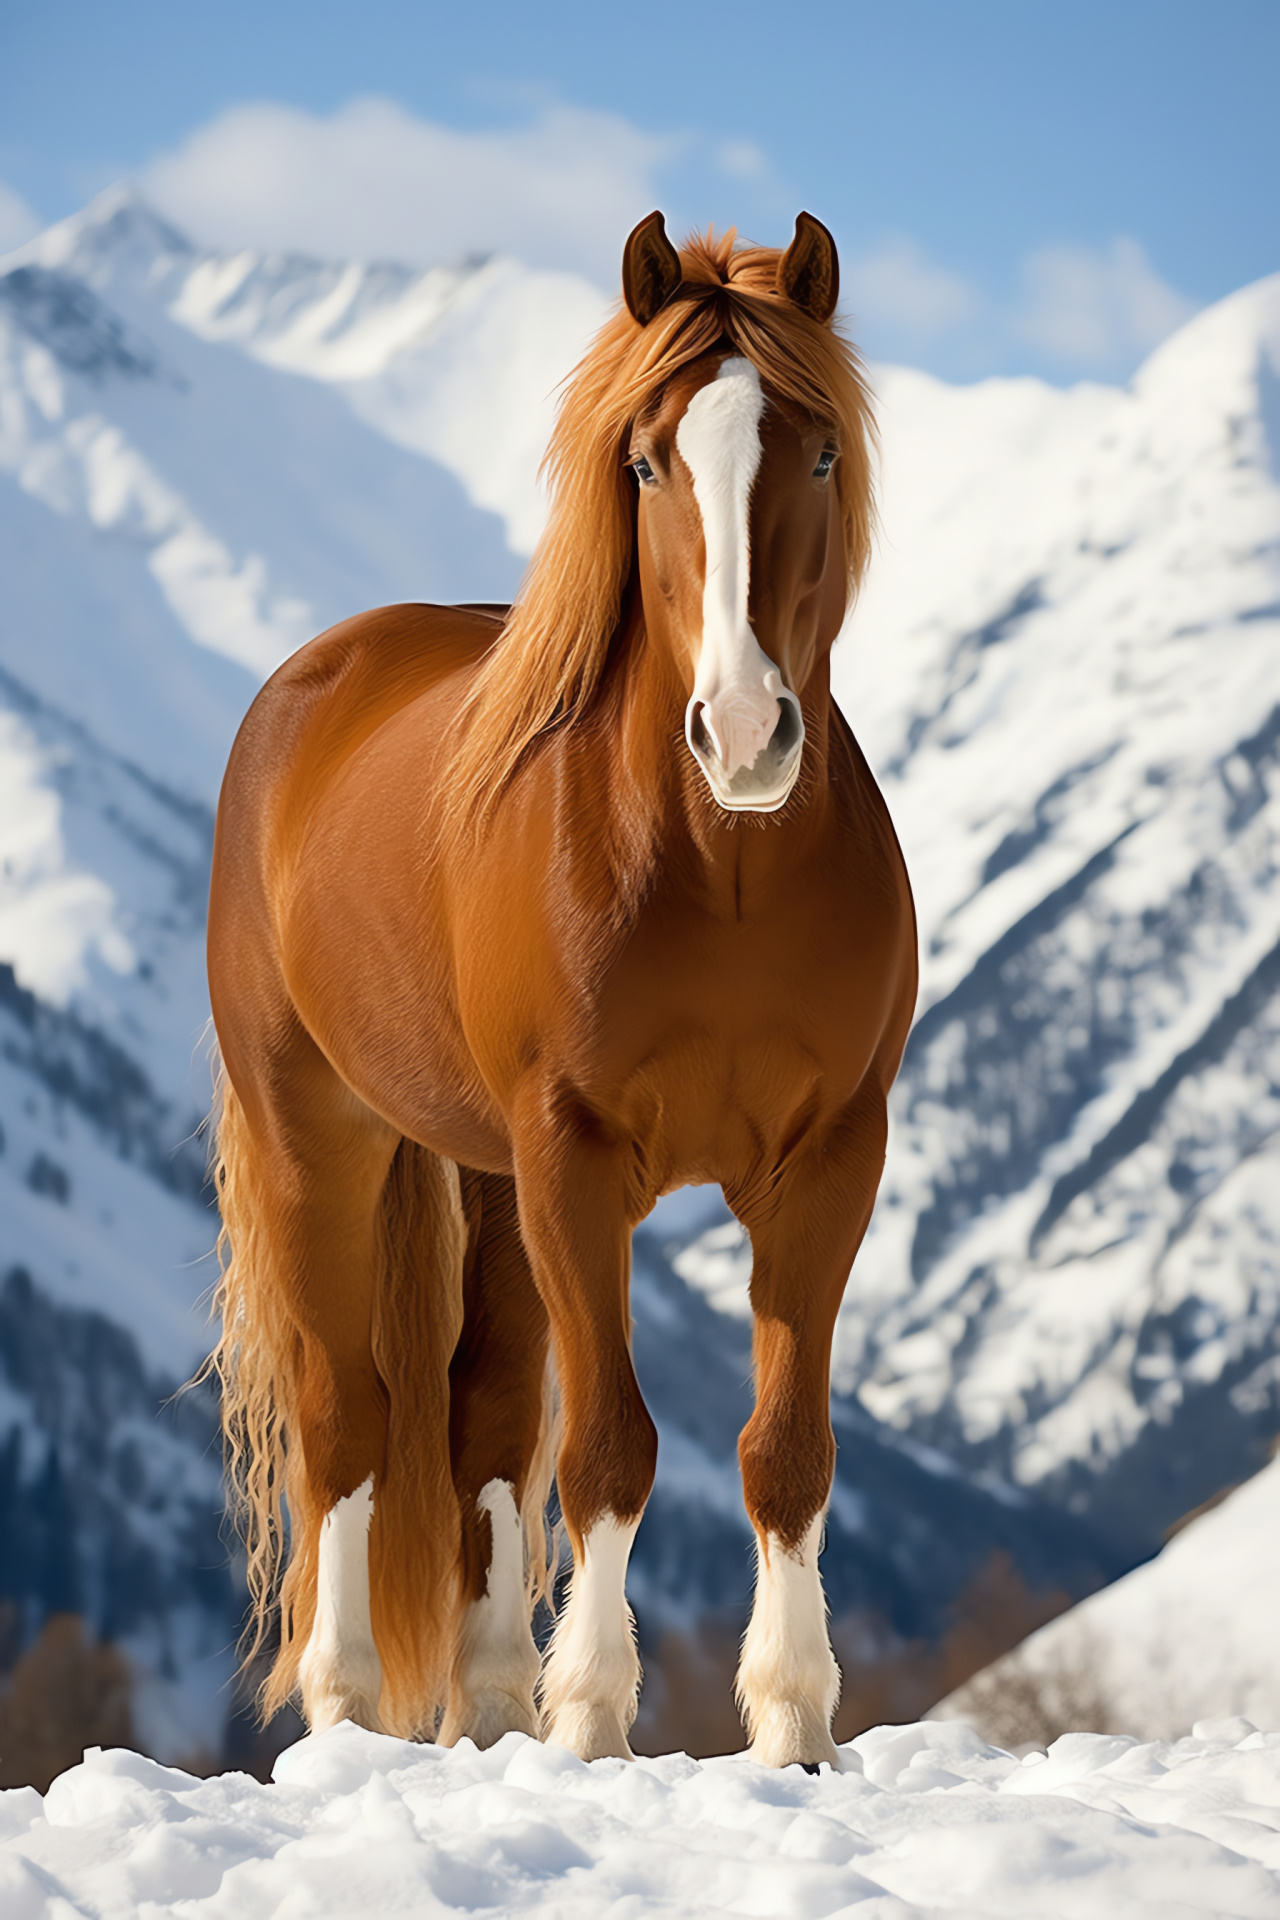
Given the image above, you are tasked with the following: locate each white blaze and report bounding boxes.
[676,357,803,806]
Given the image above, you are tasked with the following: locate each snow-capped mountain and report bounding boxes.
[831,277,1280,1540]
[1,188,1277,1760]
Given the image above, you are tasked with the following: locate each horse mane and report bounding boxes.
[449,228,877,819]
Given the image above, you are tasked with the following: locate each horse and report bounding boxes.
[207,210,917,1769]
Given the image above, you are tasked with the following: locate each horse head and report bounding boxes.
[623,211,849,813]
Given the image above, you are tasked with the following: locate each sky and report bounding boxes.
[1,0,1277,383]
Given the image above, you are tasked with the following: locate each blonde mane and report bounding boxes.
[450,228,877,818]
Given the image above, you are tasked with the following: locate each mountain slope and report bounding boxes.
[831,277,1280,1543]
[935,1451,1280,1746]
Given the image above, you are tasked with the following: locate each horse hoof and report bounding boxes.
[747,1703,839,1771]
[439,1687,540,1750]
[543,1701,634,1762]
[304,1689,387,1737]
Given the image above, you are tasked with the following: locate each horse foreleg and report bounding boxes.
[514,1109,657,1760]
[730,1088,889,1768]
[440,1172,551,1748]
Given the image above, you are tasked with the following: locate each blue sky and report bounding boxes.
[2,0,1277,381]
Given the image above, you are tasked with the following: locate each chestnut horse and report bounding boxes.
[208,211,916,1768]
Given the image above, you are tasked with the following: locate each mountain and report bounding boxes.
[0,189,1277,1763]
[829,276,1280,1542]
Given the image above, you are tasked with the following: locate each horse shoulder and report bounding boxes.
[217,604,499,872]
[257,603,500,769]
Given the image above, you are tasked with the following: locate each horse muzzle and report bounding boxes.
[684,668,806,813]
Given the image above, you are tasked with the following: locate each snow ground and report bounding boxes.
[5,1718,1280,1918]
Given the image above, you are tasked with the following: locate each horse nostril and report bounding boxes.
[690,702,721,762]
[683,683,805,810]
[768,699,802,759]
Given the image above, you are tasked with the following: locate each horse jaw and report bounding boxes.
[675,357,806,814]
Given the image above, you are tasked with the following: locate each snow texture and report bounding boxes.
[6,1718,1280,1917]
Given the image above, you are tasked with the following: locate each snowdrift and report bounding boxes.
[6,1718,1280,1918]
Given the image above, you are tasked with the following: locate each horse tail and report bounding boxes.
[365,1134,466,1734]
[206,1062,294,1711]
[521,1349,563,1621]
[208,1059,467,1737]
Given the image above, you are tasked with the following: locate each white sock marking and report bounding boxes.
[540,1514,641,1761]
[299,1475,384,1733]
[737,1513,840,1767]
[676,357,804,805]
[441,1478,540,1747]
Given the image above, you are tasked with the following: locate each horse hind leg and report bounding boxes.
[212,1052,396,1732]
[365,1136,468,1736]
[213,1046,465,1739]
[301,1138,469,1739]
[298,1476,383,1732]
[440,1171,554,1748]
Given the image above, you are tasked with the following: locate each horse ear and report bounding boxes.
[622,211,682,326]
[777,211,839,324]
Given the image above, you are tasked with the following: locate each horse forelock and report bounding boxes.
[448,227,877,825]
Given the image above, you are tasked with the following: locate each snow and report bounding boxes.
[0,1062,218,1377]
[0,708,124,1003]
[5,1718,1280,1916]
[938,1452,1280,1746]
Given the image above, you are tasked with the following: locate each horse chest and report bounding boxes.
[547,881,893,1169]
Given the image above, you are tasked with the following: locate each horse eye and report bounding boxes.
[813,447,838,480]
[630,454,657,486]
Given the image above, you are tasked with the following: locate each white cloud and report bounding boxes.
[1015,237,1196,370]
[839,231,1197,379]
[127,106,1199,382]
[844,236,978,340]
[138,97,676,283]
[0,182,42,256]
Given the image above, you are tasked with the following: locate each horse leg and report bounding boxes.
[729,1087,889,1768]
[291,1157,397,1738]
[214,1033,401,1734]
[514,1106,657,1760]
[440,1171,553,1748]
